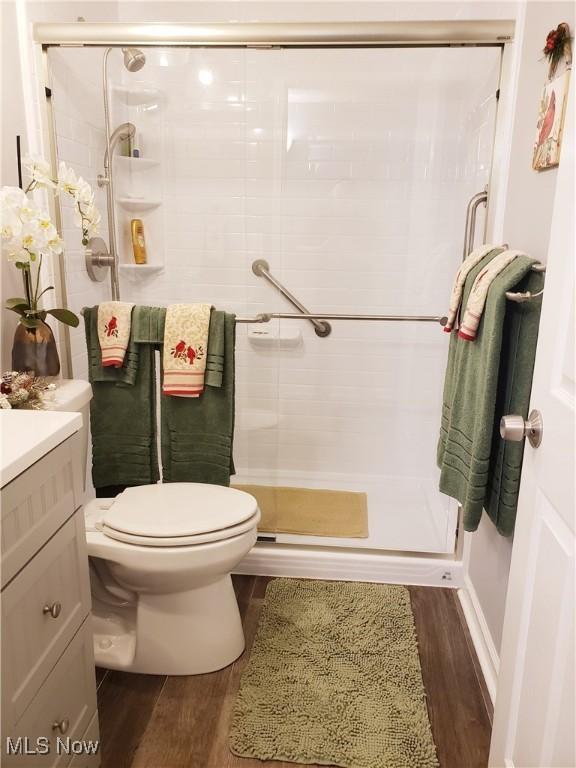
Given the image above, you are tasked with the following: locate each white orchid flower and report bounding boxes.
[5,235,31,262]
[57,161,79,197]
[0,205,23,241]
[47,232,64,255]
[0,186,28,211]
[23,156,55,189]
[75,178,94,206]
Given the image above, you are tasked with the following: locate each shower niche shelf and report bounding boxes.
[116,198,162,212]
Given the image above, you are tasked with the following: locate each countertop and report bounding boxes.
[0,410,82,487]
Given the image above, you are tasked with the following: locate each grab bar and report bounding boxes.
[462,189,488,259]
[251,259,332,337]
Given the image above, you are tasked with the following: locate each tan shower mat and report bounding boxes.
[233,485,368,538]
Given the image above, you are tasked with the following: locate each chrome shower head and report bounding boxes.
[122,47,146,73]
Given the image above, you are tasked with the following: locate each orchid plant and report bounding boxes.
[1,157,101,329]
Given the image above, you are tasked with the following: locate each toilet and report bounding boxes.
[51,380,260,675]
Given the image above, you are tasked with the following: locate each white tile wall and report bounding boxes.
[51,42,500,552]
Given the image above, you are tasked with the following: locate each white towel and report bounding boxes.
[458,249,525,341]
[162,303,211,397]
[97,301,134,367]
[444,245,502,333]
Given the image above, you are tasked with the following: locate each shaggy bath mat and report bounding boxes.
[229,579,438,768]
[232,485,368,538]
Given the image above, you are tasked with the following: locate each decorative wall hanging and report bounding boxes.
[533,22,572,171]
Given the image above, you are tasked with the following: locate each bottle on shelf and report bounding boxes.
[131,219,148,264]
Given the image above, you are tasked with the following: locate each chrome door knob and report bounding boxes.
[500,410,543,448]
[43,601,62,619]
[52,718,70,734]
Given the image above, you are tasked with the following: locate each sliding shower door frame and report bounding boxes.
[35,22,512,574]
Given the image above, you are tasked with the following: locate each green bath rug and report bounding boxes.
[229,579,438,768]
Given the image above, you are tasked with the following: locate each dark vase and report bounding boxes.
[12,320,60,376]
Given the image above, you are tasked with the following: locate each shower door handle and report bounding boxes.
[462,188,488,259]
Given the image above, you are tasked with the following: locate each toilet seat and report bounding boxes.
[99,483,260,548]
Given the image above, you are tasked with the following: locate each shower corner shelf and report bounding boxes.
[115,156,160,170]
[116,197,162,212]
[111,85,163,108]
[119,264,164,277]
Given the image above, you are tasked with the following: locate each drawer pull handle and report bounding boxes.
[52,718,70,735]
[43,602,62,619]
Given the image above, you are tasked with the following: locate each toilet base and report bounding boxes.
[92,574,246,675]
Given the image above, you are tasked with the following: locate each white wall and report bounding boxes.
[466,0,575,673]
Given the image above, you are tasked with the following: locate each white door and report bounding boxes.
[489,80,575,766]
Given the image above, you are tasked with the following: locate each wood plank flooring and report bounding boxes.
[95,577,492,768]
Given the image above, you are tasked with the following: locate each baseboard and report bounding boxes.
[235,543,464,588]
[458,576,500,705]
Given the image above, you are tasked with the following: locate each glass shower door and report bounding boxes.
[48,43,501,554]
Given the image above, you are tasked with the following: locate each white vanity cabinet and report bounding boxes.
[1,412,100,767]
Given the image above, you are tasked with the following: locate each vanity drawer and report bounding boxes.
[1,432,83,587]
[67,712,100,768]
[2,619,97,767]
[1,513,91,726]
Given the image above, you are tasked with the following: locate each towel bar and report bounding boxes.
[80,307,448,325]
[505,262,546,302]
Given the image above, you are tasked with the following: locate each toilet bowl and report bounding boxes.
[85,483,260,675]
[50,381,260,676]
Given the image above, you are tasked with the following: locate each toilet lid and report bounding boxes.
[102,483,258,539]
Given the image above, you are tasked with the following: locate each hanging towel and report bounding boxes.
[161,312,236,486]
[459,249,526,341]
[162,303,212,397]
[84,307,159,491]
[443,245,503,333]
[97,301,135,367]
[437,254,543,535]
[132,305,225,389]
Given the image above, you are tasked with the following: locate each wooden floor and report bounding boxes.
[96,576,492,768]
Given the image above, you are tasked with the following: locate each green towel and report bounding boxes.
[161,312,236,486]
[84,307,159,490]
[437,255,543,535]
[132,305,225,388]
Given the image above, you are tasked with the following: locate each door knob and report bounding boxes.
[43,601,62,619]
[500,410,543,448]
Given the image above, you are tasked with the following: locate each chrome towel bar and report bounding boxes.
[505,263,546,302]
[80,307,448,325]
[236,312,449,325]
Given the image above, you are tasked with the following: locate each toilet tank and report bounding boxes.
[49,379,93,489]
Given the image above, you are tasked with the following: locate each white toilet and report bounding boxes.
[52,380,260,675]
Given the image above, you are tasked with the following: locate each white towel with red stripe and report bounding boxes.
[162,303,211,397]
[97,301,135,367]
[458,249,525,341]
[443,244,501,333]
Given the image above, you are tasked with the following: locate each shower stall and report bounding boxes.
[36,21,508,573]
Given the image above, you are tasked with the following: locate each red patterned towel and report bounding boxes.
[162,304,212,397]
[97,302,134,367]
[459,249,526,341]
[444,244,502,333]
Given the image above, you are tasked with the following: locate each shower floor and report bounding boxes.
[233,470,457,555]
